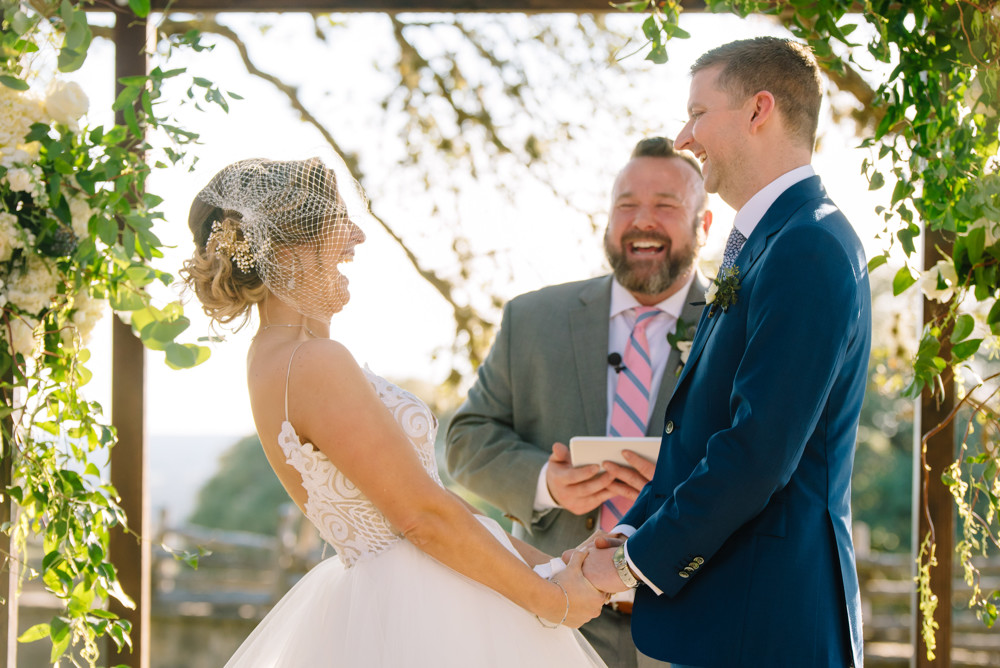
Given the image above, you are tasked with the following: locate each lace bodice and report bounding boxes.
[277,367,441,567]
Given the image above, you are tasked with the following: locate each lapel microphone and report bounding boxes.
[607,352,626,373]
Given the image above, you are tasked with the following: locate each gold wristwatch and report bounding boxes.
[613,544,640,589]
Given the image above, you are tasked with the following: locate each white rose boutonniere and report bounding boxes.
[667,317,697,377]
[705,281,718,305]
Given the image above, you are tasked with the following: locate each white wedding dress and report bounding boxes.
[225,366,605,667]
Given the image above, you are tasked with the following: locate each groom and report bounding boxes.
[582,38,870,667]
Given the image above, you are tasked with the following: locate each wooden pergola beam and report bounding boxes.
[150,0,707,12]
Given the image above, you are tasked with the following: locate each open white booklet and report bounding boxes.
[568,436,661,468]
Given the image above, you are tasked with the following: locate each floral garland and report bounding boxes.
[0,2,229,663]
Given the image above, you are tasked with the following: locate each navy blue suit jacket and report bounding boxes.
[621,176,870,667]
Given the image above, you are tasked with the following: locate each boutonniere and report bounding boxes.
[666,317,696,377]
[706,266,741,317]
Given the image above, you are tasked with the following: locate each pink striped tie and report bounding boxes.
[601,306,659,531]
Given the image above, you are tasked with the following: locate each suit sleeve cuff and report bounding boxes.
[624,541,663,595]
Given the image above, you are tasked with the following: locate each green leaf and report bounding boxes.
[893,266,917,295]
[952,338,983,361]
[988,301,1000,335]
[0,75,30,91]
[164,343,210,369]
[867,255,888,272]
[951,314,975,343]
[868,171,885,190]
[17,623,50,643]
[129,0,151,17]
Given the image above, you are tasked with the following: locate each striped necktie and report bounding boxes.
[601,306,659,531]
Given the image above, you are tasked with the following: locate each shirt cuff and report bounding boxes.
[533,461,559,512]
[624,540,663,596]
[611,524,636,538]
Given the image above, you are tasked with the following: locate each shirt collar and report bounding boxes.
[732,165,815,240]
[609,271,696,320]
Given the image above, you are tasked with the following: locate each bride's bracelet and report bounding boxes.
[535,579,569,629]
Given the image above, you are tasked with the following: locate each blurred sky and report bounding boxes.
[63,10,898,456]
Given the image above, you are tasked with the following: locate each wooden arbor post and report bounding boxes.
[2,379,17,668]
[913,226,955,668]
[108,11,153,668]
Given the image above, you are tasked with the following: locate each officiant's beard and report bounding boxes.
[604,229,697,296]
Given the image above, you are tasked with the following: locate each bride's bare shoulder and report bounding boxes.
[285,338,370,391]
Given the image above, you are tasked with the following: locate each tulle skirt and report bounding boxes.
[224,516,605,667]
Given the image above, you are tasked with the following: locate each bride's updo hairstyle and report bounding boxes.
[182,157,362,329]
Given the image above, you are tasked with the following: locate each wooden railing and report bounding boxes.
[859,551,1000,667]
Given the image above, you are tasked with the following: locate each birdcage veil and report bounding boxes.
[194,157,367,321]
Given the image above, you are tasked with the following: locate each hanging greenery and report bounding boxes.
[0,0,234,663]
[617,0,1000,655]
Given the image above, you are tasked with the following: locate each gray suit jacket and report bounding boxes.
[445,273,708,556]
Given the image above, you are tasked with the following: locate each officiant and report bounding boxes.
[446,136,711,668]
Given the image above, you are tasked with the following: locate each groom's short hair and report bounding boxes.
[692,37,823,151]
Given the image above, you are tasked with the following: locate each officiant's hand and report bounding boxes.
[546,442,616,515]
[550,549,608,627]
[602,449,656,500]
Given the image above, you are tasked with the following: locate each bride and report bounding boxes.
[181,157,607,667]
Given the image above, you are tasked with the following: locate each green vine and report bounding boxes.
[0,1,234,663]
[916,531,940,660]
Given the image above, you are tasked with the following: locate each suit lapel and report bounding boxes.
[648,273,709,433]
[569,277,612,436]
[674,176,828,391]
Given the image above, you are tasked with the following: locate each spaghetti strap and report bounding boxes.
[284,342,310,423]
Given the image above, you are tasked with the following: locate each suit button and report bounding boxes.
[684,566,695,573]
[586,517,595,531]
[693,556,704,564]
[678,571,689,578]
[688,561,700,570]
[664,421,674,434]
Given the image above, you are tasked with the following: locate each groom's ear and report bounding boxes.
[747,91,776,134]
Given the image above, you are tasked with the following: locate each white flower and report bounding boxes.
[5,164,45,200]
[68,195,94,238]
[8,317,38,359]
[970,217,1000,247]
[0,212,20,262]
[0,86,45,157]
[6,253,59,315]
[705,281,719,305]
[45,80,89,127]
[676,339,692,365]
[920,259,959,303]
[71,291,107,342]
[5,167,32,192]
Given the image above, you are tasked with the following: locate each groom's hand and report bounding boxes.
[546,442,616,515]
[581,544,629,595]
[561,531,625,564]
[602,449,656,500]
